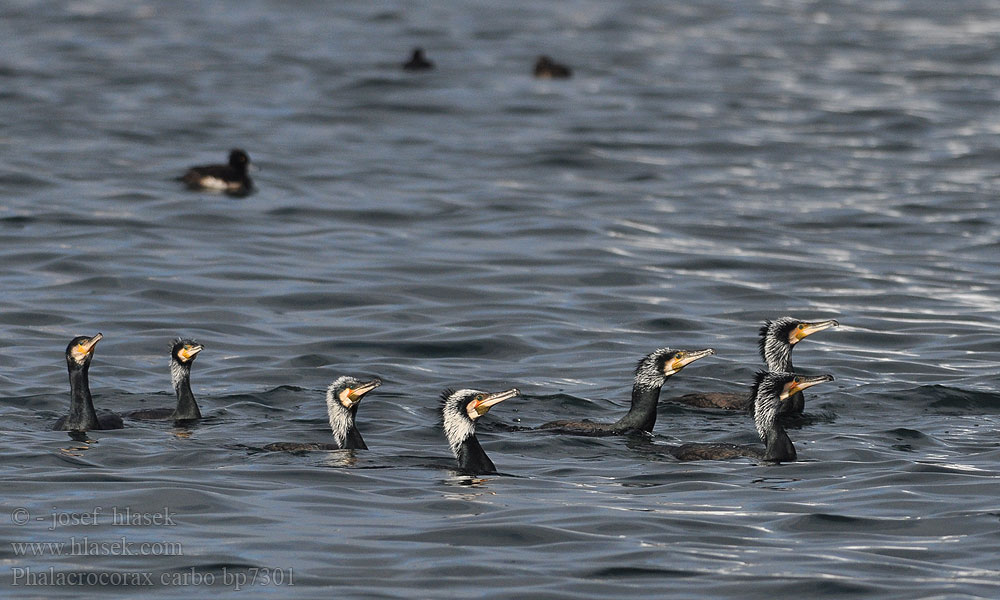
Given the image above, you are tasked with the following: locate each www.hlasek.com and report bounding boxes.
[12,537,182,557]
[11,567,294,590]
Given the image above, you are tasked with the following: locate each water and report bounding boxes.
[1,0,999,597]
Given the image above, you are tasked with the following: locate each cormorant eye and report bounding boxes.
[473,394,485,402]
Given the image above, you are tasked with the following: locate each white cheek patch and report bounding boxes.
[466,403,479,421]
[338,388,355,408]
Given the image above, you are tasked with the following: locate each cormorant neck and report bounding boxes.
[170,360,201,420]
[614,379,666,433]
[443,411,495,473]
[776,354,805,415]
[764,347,804,416]
[341,404,366,450]
[764,342,793,372]
[65,364,99,431]
[763,425,796,462]
[455,434,496,474]
[343,423,367,450]
[326,401,363,449]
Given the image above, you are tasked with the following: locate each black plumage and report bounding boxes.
[53,333,123,432]
[179,149,253,196]
[264,377,381,452]
[441,387,520,474]
[538,348,714,436]
[127,339,204,421]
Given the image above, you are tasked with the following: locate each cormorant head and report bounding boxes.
[412,47,425,61]
[750,371,834,441]
[758,317,838,369]
[327,376,382,410]
[171,339,204,366]
[228,149,250,170]
[634,347,716,389]
[66,333,102,368]
[323,376,382,446]
[440,388,519,452]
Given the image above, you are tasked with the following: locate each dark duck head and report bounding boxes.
[758,317,838,414]
[324,376,382,450]
[533,55,572,79]
[169,339,204,420]
[403,47,434,70]
[227,148,249,170]
[441,387,520,474]
[55,333,121,431]
[614,347,716,433]
[750,371,833,462]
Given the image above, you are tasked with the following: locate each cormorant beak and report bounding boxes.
[73,333,103,361]
[664,348,715,376]
[780,374,834,400]
[471,388,520,417]
[789,320,839,345]
[339,379,382,406]
[178,344,204,362]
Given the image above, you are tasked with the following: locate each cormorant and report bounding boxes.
[538,348,715,435]
[670,371,834,463]
[533,55,572,79]
[179,149,253,196]
[672,317,838,412]
[264,377,382,451]
[53,333,123,431]
[441,387,520,474]
[127,339,204,421]
[403,48,434,71]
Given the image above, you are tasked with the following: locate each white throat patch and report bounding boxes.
[325,382,354,447]
[442,390,478,457]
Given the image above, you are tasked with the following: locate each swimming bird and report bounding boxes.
[53,333,123,431]
[671,317,838,412]
[670,371,834,463]
[127,339,204,421]
[264,377,382,451]
[441,387,520,474]
[533,55,572,79]
[538,348,715,436]
[403,47,434,71]
[179,149,253,196]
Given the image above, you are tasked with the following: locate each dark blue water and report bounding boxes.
[1,0,999,597]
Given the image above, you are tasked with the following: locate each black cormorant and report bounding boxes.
[127,339,204,421]
[670,371,834,463]
[179,149,253,196]
[264,377,382,451]
[403,48,434,71]
[441,387,520,474]
[53,333,123,431]
[672,317,838,412]
[538,348,715,435]
[533,55,572,79]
